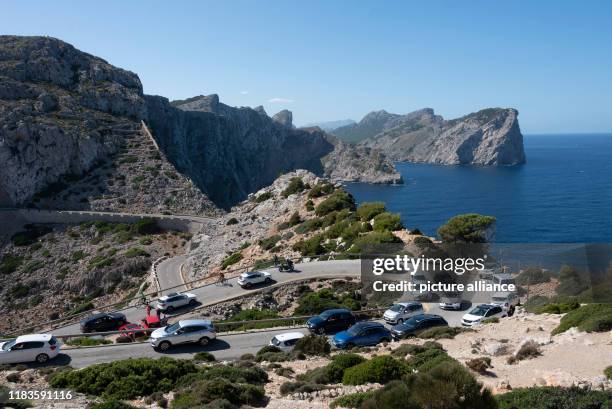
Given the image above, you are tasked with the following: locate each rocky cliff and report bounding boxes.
[0,36,401,211]
[337,108,526,166]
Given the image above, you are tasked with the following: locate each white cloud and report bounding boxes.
[240,90,249,95]
[268,97,294,103]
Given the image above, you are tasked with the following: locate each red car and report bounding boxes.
[118,323,146,339]
[142,315,167,329]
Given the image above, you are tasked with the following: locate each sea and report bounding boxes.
[345,134,612,245]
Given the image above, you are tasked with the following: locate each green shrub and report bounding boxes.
[496,386,612,409]
[133,218,160,235]
[11,225,52,246]
[349,231,402,253]
[8,283,30,298]
[279,381,327,395]
[294,288,341,315]
[253,191,273,203]
[405,347,455,373]
[516,267,552,285]
[255,351,292,362]
[605,366,612,380]
[49,357,198,400]
[513,341,541,362]
[89,400,137,409]
[536,302,580,314]
[282,177,306,197]
[193,352,216,362]
[176,365,268,386]
[295,218,324,234]
[466,357,492,374]
[288,211,302,226]
[66,337,112,347]
[330,390,377,408]
[294,335,330,356]
[226,217,239,225]
[308,182,334,198]
[356,202,386,222]
[258,235,281,251]
[71,250,86,262]
[437,213,496,243]
[306,199,315,211]
[361,380,416,409]
[124,247,150,258]
[221,252,243,270]
[292,234,325,256]
[1,254,23,274]
[256,345,282,356]
[342,355,407,385]
[372,212,403,232]
[172,378,265,408]
[552,303,612,334]
[391,341,443,358]
[418,326,465,340]
[315,191,356,216]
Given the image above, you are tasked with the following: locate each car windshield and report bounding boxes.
[404,316,425,326]
[389,304,403,312]
[165,323,181,333]
[469,306,489,316]
[2,340,16,351]
[346,325,362,336]
[319,310,337,320]
[271,337,280,346]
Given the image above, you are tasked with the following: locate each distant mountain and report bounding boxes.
[302,119,355,132]
[336,108,526,166]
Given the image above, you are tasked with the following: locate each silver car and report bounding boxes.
[383,301,424,325]
[150,319,216,351]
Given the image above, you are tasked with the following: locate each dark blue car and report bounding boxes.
[332,321,392,349]
[306,308,356,334]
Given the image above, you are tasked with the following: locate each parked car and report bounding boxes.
[332,322,392,349]
[141,315,167,329]
[492,273,516,287]
[490,292,519,309]
[0,334,60,364]
[306,308,356,334]
[439,292,463,310]
[155,292,198,312]
[270,332,305,351]
[150,319,216,351]
[237,271,272,288]
[119,323,147,339]
[80,312,127,333]
[461,304,506,327]
[383,301,424,324]
[390,314,448,339]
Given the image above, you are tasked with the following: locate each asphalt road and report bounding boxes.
[51,259,362,336]
[157,255,188,294]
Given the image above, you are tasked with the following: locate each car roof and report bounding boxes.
[15,334,52,343]
[275,332,305,342]
[476,304,498,309]
[179,319,212,327]
[82,312,118,321]
[352,321,384,329]
[395,301,422,307]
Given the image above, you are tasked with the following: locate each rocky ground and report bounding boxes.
[0,220,188,333]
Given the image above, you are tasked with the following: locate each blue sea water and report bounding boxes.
[345,134,612,243]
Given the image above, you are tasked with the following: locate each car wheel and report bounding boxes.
[166,306,175,313]
[199,337,210,346]
[245,282,252,288]
[265,277,271,283]
[158,341,171,352]
[189,299,197,306]
[382,338,391,343]
[397,318,403,325]
[317,327,325,335]
[36,353,49,364]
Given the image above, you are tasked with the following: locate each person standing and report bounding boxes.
[145,303,151,317]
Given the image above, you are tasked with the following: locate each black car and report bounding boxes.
[80,312,127,333]
[306,308,356,334]
[390,314,448,339]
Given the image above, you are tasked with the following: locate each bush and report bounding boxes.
[115,336,133,344]
[362,380,416,409]
[342,355,407,385]
[294,288,341,315]
[288,211,302,226]
[11,225,51,246]
[256,345,282,356]
[516,267,552,285]
[330,390,377,408]
[552,303,612,334]
[7,372,21,382]
[66,337,112,347]
[0,254,23,274]
[315,191,356,216]
[49,358,197,400]
[356,202,386,222]
[255,351,291,362]
[258,235,281,251]
[308,182,334,198]
[372,212,403,232]
[292,234,325,256]
[253,191,273,203]
[437,213,496,243]
[391,341,443,358]
[349,231,402,253]
[279,381,327,395]
[496,386,612,409]
[172,378,265,408]
[305,199,315,211]
[124,247,150,258]
[226,217,239,225]
[89,400,137,409]
[275,367,295,377]
[605,366,612,380]
[293,335,330,356]
[466,357,492,374]
[221,252,243,270]
[282,177,306,197]
[536,302,580,314]
[193,352,216,362]
[133,218,160,235]
[417,326,465,340]
[512,341,541,362]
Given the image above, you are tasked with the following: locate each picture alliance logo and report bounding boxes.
[371,254,487,276]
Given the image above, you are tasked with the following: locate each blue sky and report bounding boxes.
[2,0,612,133]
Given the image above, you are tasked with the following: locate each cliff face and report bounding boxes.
[0,36,401,211]
[339,108,526,166]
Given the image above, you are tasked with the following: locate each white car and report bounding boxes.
[150,319,216,351]
[155,292,197,312]
[270,332,305,351]
[383,302,424,325]
[0,334,60,364]
[237,271,272,288]
[439,292,463,310]
[490,292,519,309]
[461,304,506,327]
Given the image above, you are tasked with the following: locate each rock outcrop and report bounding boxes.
[336,108,526,166]
[0,36,401,211]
